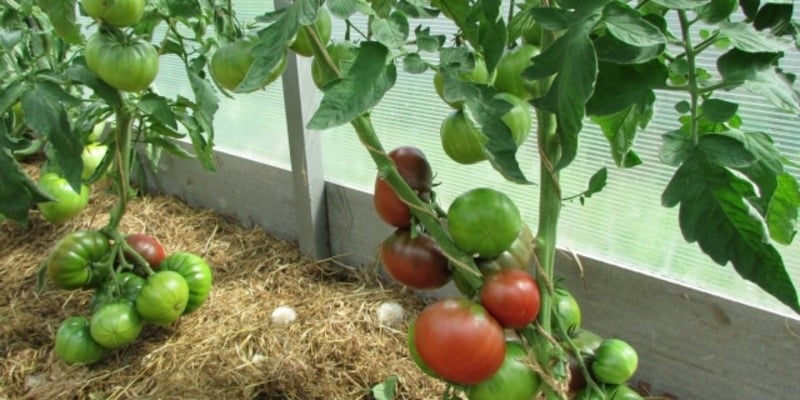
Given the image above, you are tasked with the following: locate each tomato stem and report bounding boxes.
[677,10,700,145]
[103,92,134,233]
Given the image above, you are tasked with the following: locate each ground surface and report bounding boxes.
[0,179,445,400]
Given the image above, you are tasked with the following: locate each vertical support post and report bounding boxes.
[275,0,331,259]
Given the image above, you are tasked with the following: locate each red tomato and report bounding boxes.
[380,229,451,290]
[413,298,506,385]
[479,269,541,329]
[373,146,433,228]
[125,233,166,268]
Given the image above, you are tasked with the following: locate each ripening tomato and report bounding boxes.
[37,172,90,225]
[290,7,332,57]
[466,341,541,400]
[447,188,522,258]
[413,298,506,385]
[54,316,109,365]
[85,32,159,92]
[47,230,111,290]
[591,339,639,385]
[373,146,433,228]
[124,233,166,268]
[479,269,540,329]
[380,229,451,290]
[81,0,145,27]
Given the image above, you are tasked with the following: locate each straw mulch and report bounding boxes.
[0,177,446,399]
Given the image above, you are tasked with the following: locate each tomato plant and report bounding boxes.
[37,172,90,225]
[90,301,144,349]
[413,298,505,385]
[380,228,451,290]
[159,252,213,314]
[591,339,639,385]
[125,233,167,268]
[46,230,111,290]
[54,316,109,365]
[81,0,145,27]
[373,146,433,228]
[447,187,522,258]
[479,269,540,329]
[466,341,541,400]
[135,270,190,325]
[84,31,159,93]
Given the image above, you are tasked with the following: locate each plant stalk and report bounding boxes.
[103,93,134,233]
[677,10,700,144]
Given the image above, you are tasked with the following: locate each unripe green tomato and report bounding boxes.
[82,0,145,27]
[591,339,639,385]
[466,341,541,400]
[290,7,332,57]
[494,44,540,101]
[37,173,90,225]
[54,316,109,365]
[82,143,109,181]
[90,301,144,349]
[522,23,543,47]
[447,188,522,258]
[85,32,159,92]
[434,54,490,109]
[210,38,288,92]
[311,41,357,89]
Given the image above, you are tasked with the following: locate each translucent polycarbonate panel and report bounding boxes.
[319,8,800,315]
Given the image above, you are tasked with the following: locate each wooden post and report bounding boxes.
[276,0,330,259]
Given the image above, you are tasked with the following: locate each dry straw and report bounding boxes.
[0,178,446,399]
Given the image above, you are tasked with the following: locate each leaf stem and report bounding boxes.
[677,10,700,144]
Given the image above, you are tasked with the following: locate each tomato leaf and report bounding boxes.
[662,152,800,313]
[697,132,756,168]
[700,98,739,123]
[396,0,440,18]
[525,6,603,170]
[36,0,83,45]
[720,22,794,53]
[327,0,364,19]
[308,42,397,130]
[185,61,218,171]
[717,49,800,113]
[650,0,711,9]
[739,0,760,19]
[734,131,784,208]
[21,82,82,191]
[414,25,445,52]
[371,375,398,400]
[0,141,51,226]
[753,3,794,34]
[767,173,800,245]
[138,93,178,130]
[601,2,665,48]
[470,0,507,75]
[0,80,25,116]
[696,0,737,23]
[65,61,122,110]
[403,53,428,73]
[371,11,410,49]
[660,129,692,167]
[591,106,647,168]
[581,167,608,204]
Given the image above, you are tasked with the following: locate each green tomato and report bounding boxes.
[85,32,159,92]
[54,316,109,365]
[90,272,147,314]
[553,286,581,333]
[591,339,639,385]
[81,0,145,27]
[290,7,332,57]
[82,143,109,181]
[493,44,541,101]
[476,222,534,274]
[447,188,522,258]
[439,92,531,165]
[37,172,90,225]
[90,301,143,349]
[522,23,543,47]
[135,271,189,325]
[608,385,645,400]
[210,38,288,92]
[47,230,110,290]
[159,252,213,314]
[311,41,357,89]
[434,54,490,108]
[467,342,541,400]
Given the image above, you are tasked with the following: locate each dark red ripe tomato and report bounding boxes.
[373,146,433,228]
[479,269,541,329]
[125,233,166,268]
[414,298,506,385]
[380,229,451,290]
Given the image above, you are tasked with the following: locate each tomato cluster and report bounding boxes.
[49,231,213,365]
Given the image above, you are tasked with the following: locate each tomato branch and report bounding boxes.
[102,92,134,233]
[677,10,700,145]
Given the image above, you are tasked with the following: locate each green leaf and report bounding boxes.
[674,100,691,114]
[717,49,800,113]
[525,5,606,170]
[65,61,122,110]
[767,173,799,245]
[138,93,178,130]
[530,7,581,30]
[0,146,51,226]
[308,42,397,130]
[328,0,361,18]
[186,66,218,171]
[697,0,737,24]
[697,132,757,168]
[650,0,711,9]
[371,11,410,49]
[240,0,320,93]
[403,53,428,73]
[659,129,692,166]
[700,98,738,123]
[36,0,82,44]
[587,61,666,116]
[21,82,82,191]
[163,0,203,19]
[396,0,440,18]
[0,80,25,115]
[662,153,799,312]
[584,167,608,199]
[470,0,507,75]
[149,136,195,159]
[754,3,794,34]
[414,25,445,52]
[591,105,648,168]
[593,30,665,64]
[720,22,793,53]
[739,0,760,19]
[601,2,665,47]
[371,375,398,400]
[0,29,24,52]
